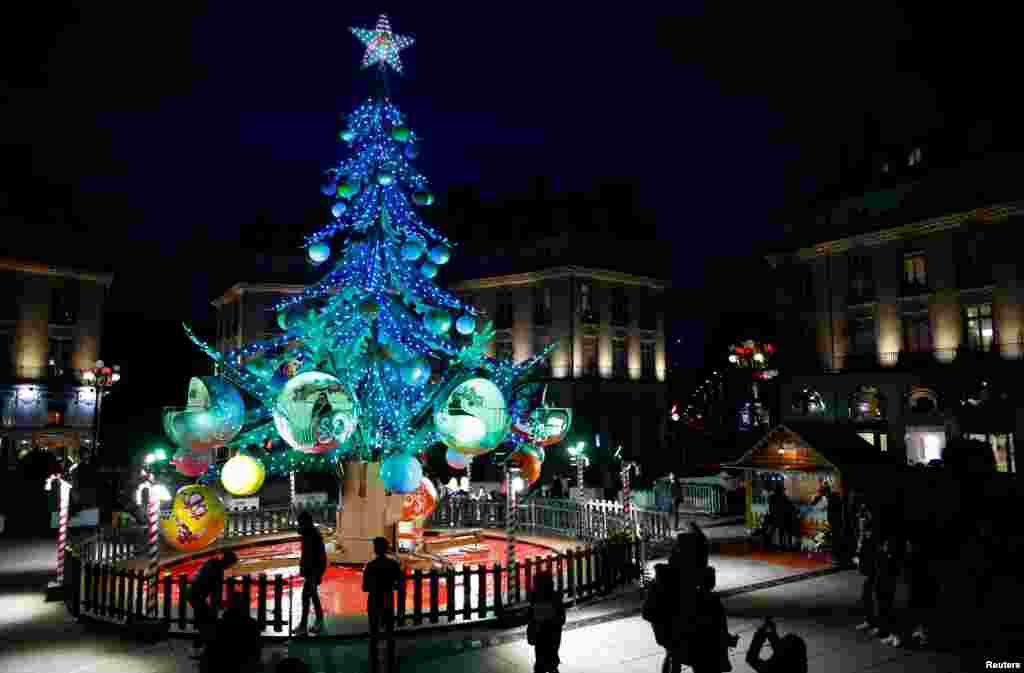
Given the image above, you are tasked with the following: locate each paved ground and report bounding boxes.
[2,534,1020,673]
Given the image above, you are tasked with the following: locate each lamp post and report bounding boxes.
[44,472,73,600]
[82,361,121,464]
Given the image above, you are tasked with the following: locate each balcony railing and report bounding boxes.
[818,338,1024,373]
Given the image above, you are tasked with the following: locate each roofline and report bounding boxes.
[766,200,1024,264]
[0,257,114,287]
[450,265,669,291]
[211,282,307,308]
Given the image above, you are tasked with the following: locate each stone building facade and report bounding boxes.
[0,257,113,468]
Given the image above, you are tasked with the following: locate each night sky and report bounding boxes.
[1,4,1016,456]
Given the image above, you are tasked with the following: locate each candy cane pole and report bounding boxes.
[290,470,296,510]
[46,475,71,585]
[145,473,159,617]
[506,465,520,603]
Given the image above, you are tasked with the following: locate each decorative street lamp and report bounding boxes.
[82,360,121,464]
[568,441,589,502]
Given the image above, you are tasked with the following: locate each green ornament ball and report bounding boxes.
[425,309,452,335]
[391,126,410,143]
[337,180,361,200]
[276,310,289,331]
[412,191,435,207]
[339,129,356,143]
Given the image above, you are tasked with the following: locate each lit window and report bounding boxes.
[965,303,994,351]
[903,253,927,286]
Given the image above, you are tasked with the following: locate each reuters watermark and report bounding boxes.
[985,662,1022,670]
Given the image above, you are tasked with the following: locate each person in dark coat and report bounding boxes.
[189,549,238,657]
[550,475,564,499]
[527,571,566,673]
[765,483,791,550]
[824,484,846,562]
[854,503,877,633]
[873,532,904,646]
[671,476,684,528]
[294,511,327,636]
[363,536,403,673]
[689,566,738,673]
[203,590,262,673]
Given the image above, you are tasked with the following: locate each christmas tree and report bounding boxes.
[164,14,569,495]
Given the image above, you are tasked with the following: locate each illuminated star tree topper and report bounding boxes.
[350,13,415,75]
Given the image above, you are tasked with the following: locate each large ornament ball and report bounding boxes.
[420,262,438,279]
[400,357,430,387]
[337,181,360,200]
[321,182,338,197]
[308,242,331,265]
[509,450,542,484]
[358,299,381,322]
[331,201,348,218]
[400,240,425,261]
[277,310,289,331]
[172,448,211,478]
[446,447,468,470]
[273,371,358,453]
[401,477,438,520]
[428,245,451,265]
[161,484,226,552]
[164,377,245,451]
[221,453,266,496]
[391,125,411,143]
[381,453,423,494]
[376,172,395,186]
[434,377,510,456]
[412,191,434,207]
[403,144,420,160]
[425,309,452,335]
[339,129,356,143]
[455,315,476,336]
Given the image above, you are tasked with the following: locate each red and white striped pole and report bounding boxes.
[145,472,160,617]
[290,470,296,511]
[505,466,520,602]
[47,475,72,585]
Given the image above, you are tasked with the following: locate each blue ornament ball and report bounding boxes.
[420,262,438,279]
[455,315,476,335]
[321,182,338,196]
[400,357,430,386]
[400,240,425,261]
[446,447,468,470]
[331,201,347,218]
[428,245,451,265]
[404,144,420,160]
[380,453,423,494]
[308,242,331,265]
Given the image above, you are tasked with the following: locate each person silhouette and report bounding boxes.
[527,571,566,673]
[363,536,402,672]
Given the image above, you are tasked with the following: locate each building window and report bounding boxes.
[849,385,886,421]
[851,318,875,356]
[958,233,992,288]
[610,289,629,327]
[533,286,552,326]
[638,294,657,330]
[907,146,923,167]
[612,338,627,376]
[857,431,888,452]
[496,292,515,330]
[495,339,514,362]
[48,339,72,377]
[640,342,655,378]
[967,433,1015,473]
[964,303,994,352]
[51,283,80,326]
[582,336,598,375]
[0,271,18,321]
[902,313,931,353]
[903,253,927,291]
[579,283,598,325]
[848,255,875,302]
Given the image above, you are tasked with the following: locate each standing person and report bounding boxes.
[824,483,846,562]
[527,571,566,673]
[671,475,684,528]
[874,532,904,646]
[363,536,403,673]
[689,566,739,673]
[746,618,808,673]
[906,530,935,647]
[188,549,238,658]
[550,474,564,499]
[294,511,327,637]
[559,473,570,499]
[854,503,877,633]
[765,483,790,550]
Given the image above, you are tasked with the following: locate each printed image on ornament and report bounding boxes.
[273,371,358,453]
[433,377,510,456]
[162,377,245,451]
[401,477,438,521]
[161,484,226,552]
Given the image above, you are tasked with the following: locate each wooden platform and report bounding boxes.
[422,531,483,554]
